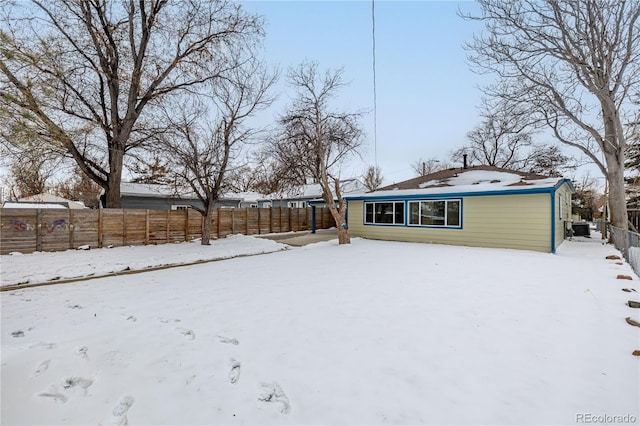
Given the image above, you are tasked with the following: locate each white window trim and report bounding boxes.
[407,199,461,228]
[364,201,405,225]
[171,204,189,211]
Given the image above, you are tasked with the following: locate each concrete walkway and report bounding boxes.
[258,228,337,246]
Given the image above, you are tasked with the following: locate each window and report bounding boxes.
[288,201,306,208]
[171,205,189,211]
[408,200,461,227]
[364,202,404,225]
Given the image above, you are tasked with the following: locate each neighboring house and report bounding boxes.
[345,166,575,253]
[2,194,88,209]
[271,179,367,208]
[113,182,268,210]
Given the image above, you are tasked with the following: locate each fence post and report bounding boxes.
[98,208,103,248]
[246,207,250,235]
[35,209,42,252]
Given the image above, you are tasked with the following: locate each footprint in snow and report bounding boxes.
[37,388,68,404]
[75,346,89,360]
[176,328,195,340]
[61,377,94,395]
[11,330,24,338]
[229,360,241,384]
[218,335,239,345]
[37,376,93,403]
[102,395,134,426]
[30,342,56,350]
[66,304,83,309]
[34,360,50,376]
[258,382,290,414]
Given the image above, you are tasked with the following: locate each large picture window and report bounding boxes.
[408,199,461,227]
[364,202,405,225]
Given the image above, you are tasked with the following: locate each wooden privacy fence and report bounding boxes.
[0,207,334,255]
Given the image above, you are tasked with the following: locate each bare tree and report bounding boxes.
[410,157,451,177]
[450,98,535,170]
[160,62,276,245]
[363,165,383,191]
[271,62,364,244]
[54,167,103,208]
[0,0,263,207]
[462,0,640,229]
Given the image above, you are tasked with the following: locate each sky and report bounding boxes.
[241,0,492,184]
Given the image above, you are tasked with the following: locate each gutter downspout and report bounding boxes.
[311,205,316,234]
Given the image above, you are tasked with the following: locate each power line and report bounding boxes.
[371,0,377,167]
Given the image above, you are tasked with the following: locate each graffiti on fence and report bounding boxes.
[7,219,35,232]
[43,219,68,233]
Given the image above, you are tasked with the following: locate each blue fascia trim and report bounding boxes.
[554,178,576,194]
[347,186,557,201]
[550,188,556,254]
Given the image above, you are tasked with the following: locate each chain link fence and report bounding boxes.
[609,225,640,277]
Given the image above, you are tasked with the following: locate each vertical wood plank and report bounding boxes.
[184,209,189,241]
[246,207,249,235]
[166,210,170,243]
[217,208,221,237]
[69,209,74,249]
[98,208,103,248]
[122,209,127,246]
[35,209,42,252]
[145,209,150,244]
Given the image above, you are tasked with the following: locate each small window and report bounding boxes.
[408,200,461,228]
[364,201,404,225]
[171,205,189,211]
[263,201,272,208]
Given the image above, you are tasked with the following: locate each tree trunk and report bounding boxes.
[104,152,123,208]
[337,225,350,244]
[202,202,214,245]
[604,149,628,231]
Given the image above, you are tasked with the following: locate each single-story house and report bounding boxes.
[111,182,269,210]
[271,179,367,208]
[345,166,575,253]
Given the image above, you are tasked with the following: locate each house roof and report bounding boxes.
[3,202,69,209]
[120,183,267,203]
[274,179,367,200]
[18,193,87,209]
[348,166,574,200]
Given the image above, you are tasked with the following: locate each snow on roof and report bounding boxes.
[226,191,267,203]
[3,202,68,209]
[19,193,87,209]
[277,179,367,200]
[120,182,197,199]
[351,169,568,199]
[121,183,267,203]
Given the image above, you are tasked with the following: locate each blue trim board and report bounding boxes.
[550,189,556,253]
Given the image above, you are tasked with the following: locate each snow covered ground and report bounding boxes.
[1,235,639,425]
[1,234,287,288]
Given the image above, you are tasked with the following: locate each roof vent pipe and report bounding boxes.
[463,154,468,169]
